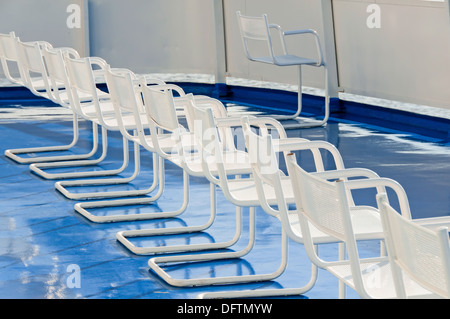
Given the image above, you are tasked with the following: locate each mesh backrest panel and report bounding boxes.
[238,15,269,41]
[191,105,226,171]
[107,71,135,112]
[19,42,43,73]
[142,87,178,131]
[291,162,346,240]
[245,129,279,186]
[1,36,18,60]
[66,57,94,93]
[192,105,218,155]
[386,204,449,296]
[43,49,66,81]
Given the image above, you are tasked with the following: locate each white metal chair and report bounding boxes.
[49,55,164,201]
[2,36,101,165]
[197,118,390,298]
[377,193,450,299]
[0,32,25,86]
[47,57,170,221]
[284,152,441,299]
[28,53,157,203]
[236,11,329,129]
[72,66,194,223]
[73,66,224,223]
[147,103,348,289]
[114,77,255,253]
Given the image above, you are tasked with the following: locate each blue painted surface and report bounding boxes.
[0,89,449,300]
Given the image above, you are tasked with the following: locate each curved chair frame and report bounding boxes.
[236,11,329,129]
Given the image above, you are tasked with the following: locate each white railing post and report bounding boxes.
[320,0,340,99]
[213,0,228,97]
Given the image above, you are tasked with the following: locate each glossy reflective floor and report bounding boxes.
[0,100,449,299]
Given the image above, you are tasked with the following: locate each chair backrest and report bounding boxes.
[64,55,105,121]
[286,152,352,243]
[15,40,52,95]
[0,32,25,84]
[139,83,191,159]
[64,55,96,94]
[188,103,228,186]
[241,118,292,222]
[41,45,79,106]
[0,32,18,61]
[16,40,44,74]
[377,193,450,298]
[286,152,374,297]
[104,67,146,141]
[242,118,280,187]
[236,11,275,62]
[141,85,180,133]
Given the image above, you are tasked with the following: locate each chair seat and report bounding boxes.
[40,87,109,107]
[288,206,384,244]
[128,132,196,154]
[227,175,294,206]
[80,101,115,120]
[253,54,318,66]
[328,259,438,299]
[102,112,150,130]
[169,150,252,177]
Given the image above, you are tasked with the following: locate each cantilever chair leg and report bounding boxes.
[197,251,319,299]
[147,207,290,287]
[29,126,129,180]
[273,66,330,130]
[115,183,242,255]
[4,114,97,164]
[54,139,155,200]
[72,158,188,223]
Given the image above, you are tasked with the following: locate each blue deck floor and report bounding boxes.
[0,96,449,301]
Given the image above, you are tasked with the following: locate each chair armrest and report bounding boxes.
[311,167,381,180]
[137,74,166,86]
[342,177,411,219]
[140,83,186,97]
[217,116,288,139]
[278,140,345,171]
[54,47,80,59]
[283,29,324,66]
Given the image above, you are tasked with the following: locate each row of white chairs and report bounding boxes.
[1,31,450,299]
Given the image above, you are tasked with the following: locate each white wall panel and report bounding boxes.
[87,0,216,74]
[333,0,450,109]
[0,0,89,77]
[1,0,450,111]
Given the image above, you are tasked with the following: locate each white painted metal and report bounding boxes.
[147,105,348,289]
[73,68,224,223]
[197,118,389,298]
[28,55,132,183]
[115,79,254,252]
[2,36,101,165]
[377,193,450,299]
[236,11,329,129]
[283,152,446,299]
